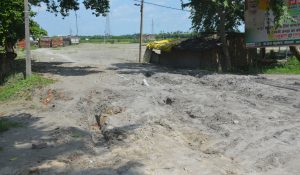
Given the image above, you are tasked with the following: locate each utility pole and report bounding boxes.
[104,14,111,44]
[24,0,32,78]
[75,11,78,36]
[152,19,154,35]
[139,0,144,63]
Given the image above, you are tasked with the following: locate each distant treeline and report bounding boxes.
[79,31,196,44]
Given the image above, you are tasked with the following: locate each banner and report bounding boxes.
[245,0,300,47]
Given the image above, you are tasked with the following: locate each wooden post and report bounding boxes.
[218,8,231,71]
[24,0,32,78]
[139,0,144,63]
[260,48,266,59]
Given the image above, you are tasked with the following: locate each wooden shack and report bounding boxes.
[39,37,51,48]
[51,37,64,48]
[63,37,71,46]
[147,33,257,71]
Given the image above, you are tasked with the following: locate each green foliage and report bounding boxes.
[182,0,244,32]
[263,57,300,74]
[0,0,48,52]
[251,57,300,74]
[269,0,291,27]
[0,0,25,49]
[0,0,109,52]
[30,0,109,17]
[0,74,54,101]
[182,0,288,32]
[30,20,48,40]
[0,119,22,132]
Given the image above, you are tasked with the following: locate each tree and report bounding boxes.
[182,0,244,71]
[0,0,109,81]
[182,0,293,70]
[0,0,26,53]
[30,0,109,17]
[182,0,244,33]
[0,0,109,54]
[0,1,48,54]
[0,0,48,81]
[30,18,48,41]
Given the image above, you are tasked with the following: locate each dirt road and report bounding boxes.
[0,43,299,175]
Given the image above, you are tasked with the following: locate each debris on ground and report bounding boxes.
[142,79,150,86]
[42,89,54,105]
[164,97,174,105]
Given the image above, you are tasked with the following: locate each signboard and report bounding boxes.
[245,0,300,47]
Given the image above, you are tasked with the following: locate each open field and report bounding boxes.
[0,43,299,175]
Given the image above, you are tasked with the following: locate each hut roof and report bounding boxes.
[173,38,222,52]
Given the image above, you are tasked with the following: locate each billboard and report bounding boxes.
[245,0,300,47]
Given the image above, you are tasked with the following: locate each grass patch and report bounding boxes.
[249,57,300,74]
[0,119,22,132]
[0,74,54,101]
[263,57,300,74]
[31,45,39,50]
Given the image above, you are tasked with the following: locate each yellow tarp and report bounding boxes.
[147,40,180,52]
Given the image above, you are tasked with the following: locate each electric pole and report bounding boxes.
[24,0,32,78]
[152,19,154,35]
[75,11,78,36]
[104,14,111,44]
[139,0,144,63]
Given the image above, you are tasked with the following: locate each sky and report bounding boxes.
[32,0,192,36]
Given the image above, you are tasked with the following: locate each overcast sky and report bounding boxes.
[32,0,192,36]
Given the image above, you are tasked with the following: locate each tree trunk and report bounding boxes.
[218,8,231,71]
[5,40,15,54]
[260,48,266,59]
[289,46,300,62]
[0,53,14,84]
[0,41,16,83]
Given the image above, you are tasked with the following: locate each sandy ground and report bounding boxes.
[0,43,299,175]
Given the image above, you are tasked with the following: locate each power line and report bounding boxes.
[133,0,191,12]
